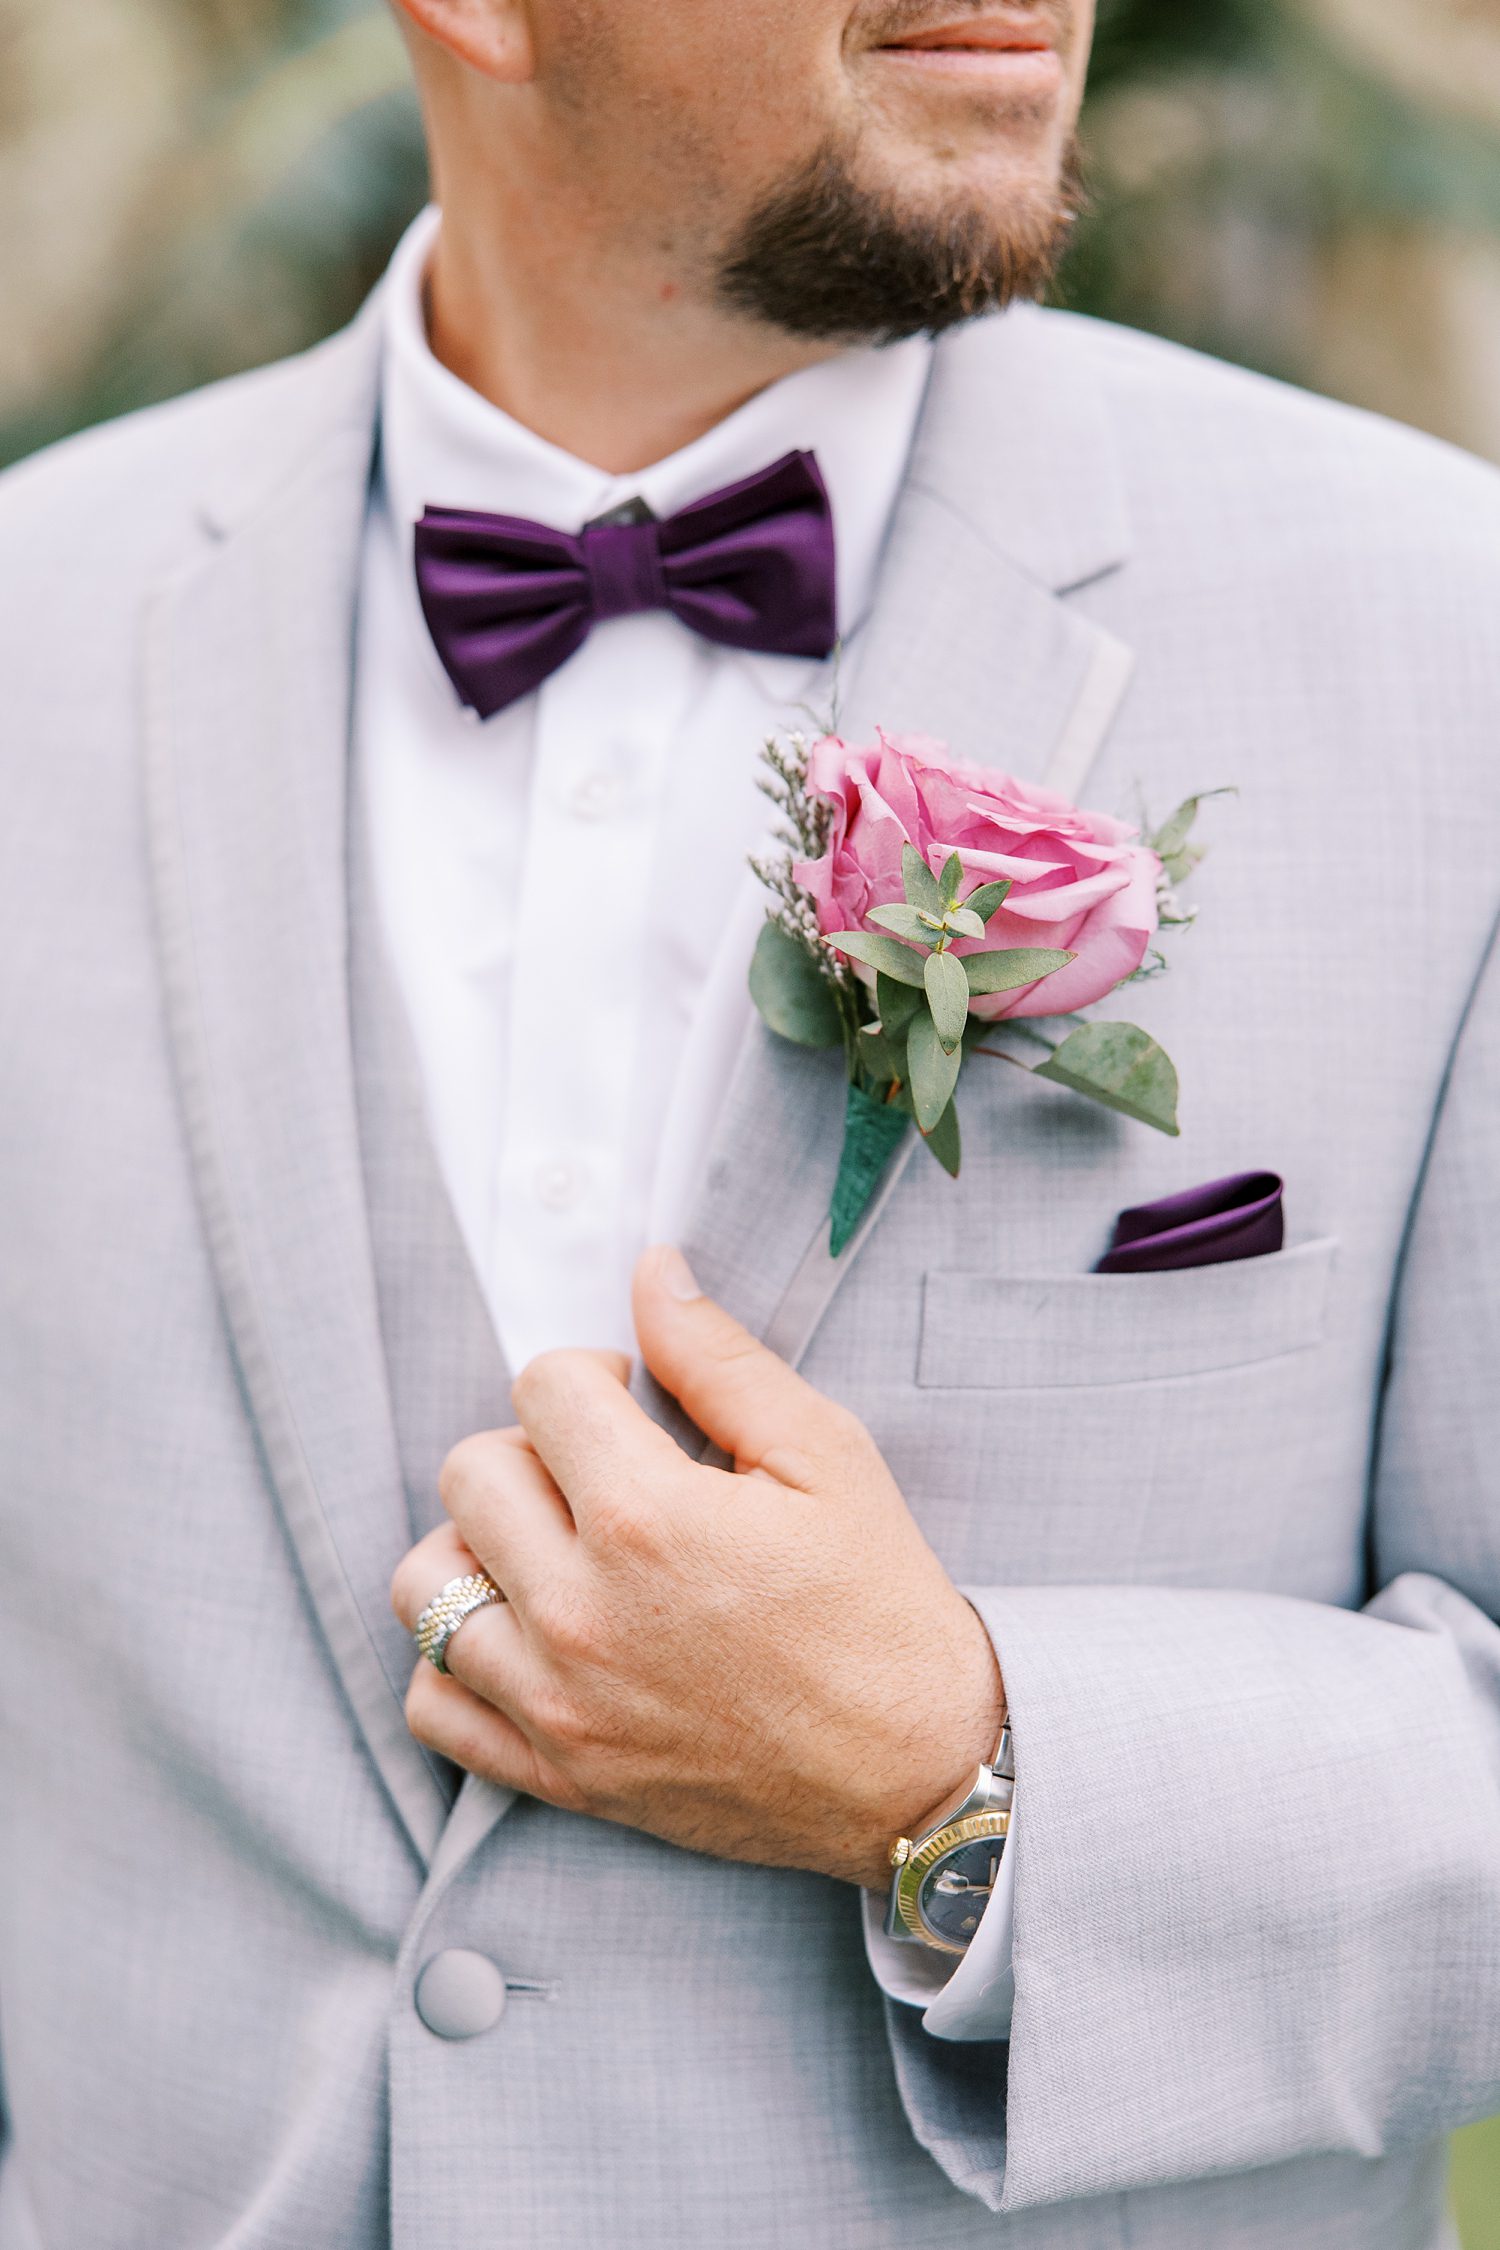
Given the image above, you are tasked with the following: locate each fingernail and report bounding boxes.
[656,1246,702,1302]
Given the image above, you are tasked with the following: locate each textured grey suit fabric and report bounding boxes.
[345,747,510,1556]
[2,295,1500,2250]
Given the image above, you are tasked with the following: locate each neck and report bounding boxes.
[424,187,839,478]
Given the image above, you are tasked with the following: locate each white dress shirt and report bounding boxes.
[358,208,930,1370]
[355,206,1015,2040]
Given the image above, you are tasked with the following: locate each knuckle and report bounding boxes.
[587,1486,660,1557]
[549,1771,594,1818]
[537,1692,592,1757]
[826,1399,871,1457]
[709,1328,767,1382]
[438,1432,497,1511]
[805,1393,873,1475]
[524,1742,593,1815]
[404,1664,439,1736]
[391,1527,468,1622]
[405,1667,500,1778]
[510,1348,583,1420]
[390,1550,424,1621]
[531,1580,601,1664]
[507,1363,544,1424]
[519,1664,598,1763]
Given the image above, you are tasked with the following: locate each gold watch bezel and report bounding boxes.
[892,1810,1010,1956]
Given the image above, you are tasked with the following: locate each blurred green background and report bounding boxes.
[9,0,1500,470]
[2,0,1498,2234]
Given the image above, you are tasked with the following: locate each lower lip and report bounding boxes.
[873,44,1064,91]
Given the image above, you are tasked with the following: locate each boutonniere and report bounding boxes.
[750,729,1222,1254]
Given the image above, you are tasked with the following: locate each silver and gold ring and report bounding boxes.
[413,1572,504,1674]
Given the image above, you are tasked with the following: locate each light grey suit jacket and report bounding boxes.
[3,293,1500,2250]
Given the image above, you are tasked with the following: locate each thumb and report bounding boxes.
[632,1245,832,1480]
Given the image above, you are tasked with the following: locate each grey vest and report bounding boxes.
[347,747,512,1552]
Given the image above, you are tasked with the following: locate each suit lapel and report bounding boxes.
[667,308,1140,1387]
[839,302,1134,762]
[143,310,451,1866]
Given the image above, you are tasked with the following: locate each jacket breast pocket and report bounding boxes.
[916,1238,1339,1391]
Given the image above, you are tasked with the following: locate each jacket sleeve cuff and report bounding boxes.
[960,1578,1500,2213]
[871,1576,1500,2214]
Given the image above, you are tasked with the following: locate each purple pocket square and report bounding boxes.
[1094,1171,1285,1275]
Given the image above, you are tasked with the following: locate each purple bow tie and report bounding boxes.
[413,449,838,719]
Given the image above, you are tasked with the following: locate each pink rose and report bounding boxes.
[794,732,1160,1019]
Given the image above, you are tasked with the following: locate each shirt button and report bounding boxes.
[534,1160,582,1212]
[569,771,622,822]
[414,1950,508,2040]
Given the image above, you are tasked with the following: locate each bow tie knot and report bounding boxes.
[414,449,838,719]
[581,513,670,624]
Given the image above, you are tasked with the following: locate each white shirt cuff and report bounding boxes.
[861,1799,1017,2043]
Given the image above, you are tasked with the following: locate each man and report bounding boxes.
[2,0,1499,2243]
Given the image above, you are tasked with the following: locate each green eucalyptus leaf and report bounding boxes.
[828,930,927,987]
[1160,844,1205,888]
[922,1096,962,1179]
[858,1022,898,1086]
[1150,795,1205,863]
[886,1076,918,1124]
[963,946,1075,997]
[939,851,965,908]
[946,906,987,942]
[965,879,1013,924]
[876,972,924,1039]
[924,948,970,1053]
[1150,789,1235,875]
[1033,1021,1181,1137]
[901,844,944,917]
[748,920,843,1049]
[1151,804,1193,862]
[908,1009,963,1133]
[867,903,936,946]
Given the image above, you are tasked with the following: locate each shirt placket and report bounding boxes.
[492,613,687,1368]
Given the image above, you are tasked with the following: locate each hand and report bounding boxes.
[390,1247,1005,1890]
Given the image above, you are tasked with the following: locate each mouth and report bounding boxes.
[870,10,1065,87]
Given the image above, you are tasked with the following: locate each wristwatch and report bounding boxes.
[884,1723,1014,1956]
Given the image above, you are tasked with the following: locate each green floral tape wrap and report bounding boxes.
[829,1084,910,1257]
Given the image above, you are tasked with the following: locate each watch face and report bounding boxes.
[917,1835,1004,1949]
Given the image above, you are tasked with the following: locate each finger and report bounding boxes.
[581,1348,632,1386]
[392,1528,546,1715]
[390,1520,488,1633]
[405,1662,581,1810]
[439,1427,580,1609]
[391,1519,525,1694]
[631,1245,838,1481]
[428,1583,536,1710]
[509,1347,683,1530]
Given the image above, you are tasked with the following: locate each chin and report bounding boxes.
[861,101,1075,186]
[868,148,1073,228]
[716,119,1081,343]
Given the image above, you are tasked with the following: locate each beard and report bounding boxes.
[716,135,1084,344]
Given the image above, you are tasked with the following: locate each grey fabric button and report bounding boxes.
[415,1950,508,2040]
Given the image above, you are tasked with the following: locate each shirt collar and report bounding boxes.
[378,206,933,640]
